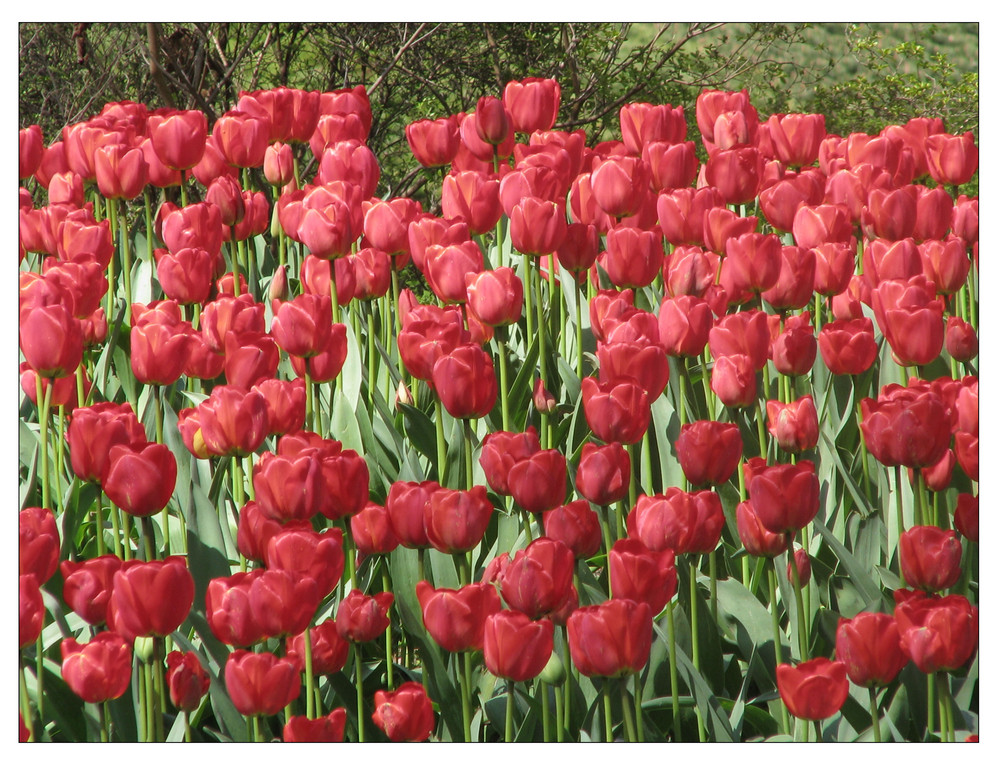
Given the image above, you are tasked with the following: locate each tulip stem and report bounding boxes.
[633,672,645,741]
[141,516,156,562]
[521,509,534,544]
[757,399,769,459]
[118,200,134,324]
[701,349,715,418]
[304,369,314,432]
[619,680,637,743]
[869,686,882,743]
[367,306,377,409]
[603,684,614,742]
[434,398,448,487]
[787,536,808,660]
[575,281,584,381]
[540,680,552,742]
[640,431,653,495]
[915,472,929,528]
[505,682,515,743]
[709,552,718,624]
[458,653,473,742]
[95,489,107,557]
[355,646,366,742]
[667,600,682,742]
[34,374,52,511]
[143,189,155,297]
[689,559,706,742]
[523,254,535,355]
[109,499,125,559]
[599,505,614,561]
[463,420,474,491]
[304,626,316,719]
[535,259,552,449]
[55,405,66,509]
[498,335,510,432]
[382,568,396,690]
[19,657,33,742]
[554,675,565,742]
[329,264,341,324]
[106,200,117,319]
[893,466,905,536]
[100,700,111,742]
[767,567,791,735]
[936,672,955,742]
[626,443,638,510]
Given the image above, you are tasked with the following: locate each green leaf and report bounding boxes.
[398,403,436,463]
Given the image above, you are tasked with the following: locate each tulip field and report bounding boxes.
[18,69,978,744]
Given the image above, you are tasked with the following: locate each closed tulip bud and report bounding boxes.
[107,557,194,641]
[835,612,908,688]
[20,124,44,179]
[197,384,269,458]
[609,538,677,614]
[20,574,44,649]
[351,502,400,558]
[735,501,787,558]
[895,592,978,673]
[441,171,502,236]
[61,633,133,703]
[818,318,878,375]
[473,96,512,145]
[61,554,122,625]
[406,115,461,168]
[386,480,439,549]
[642,140,698,191]
[336,590,393,643]
[20,302,84,378]
[225,650,301,717]
[705,146,763,205]
[767,395,819,453]
[863,237,922,288]
[531,377,558,413]
[675,420,742,487]
[746,458,820,534]
[920,237,971,296]
[777,658,849,721]
[953,493,978,542]
[510,197,567,256]
[627,488,724,556]
[425,485,494,554]
[543,500,603,560]
[161,201,224,256]
[601,225,663,288]
[424,240,484,304]
[575,442,630,506]
[465,267,523,326]
[581,377,650,444]
[710,353,756,408]
[19,507,59,583]
[205,571,266,647]
[266,527,344,598]
[148,109,208,171]
[284,709,347,743]
[899,526,963,592]
[767,113,826,167]
[787,548,812,585]
[503,78,560,134]
[657,295,713,359]
[263,142,295,187]
[165,651,210,712]
[372,682,436,742]
[925,132,978,186]
[286,619,350,675]
[432,344,497,419]
[568,599,653,678]
[479,429,540,495]
[484,611,555,682]
[590,156,650,219]
[102,443,177,518]
[508,449,567,514]
[771,319,817,377]
[417,581,502,653]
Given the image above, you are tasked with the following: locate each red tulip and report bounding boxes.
[895,592,978,673]
[465,267,523,327]
[263,142,295,186]
[483,610,554,682]
[479,428,540,495]
[953,494,978,543]
[424,485,493,554]
[709,310,770,370]
[284,709,348,742]
[266,527,344,597]
[627,488,724,555]
[657,295,713,359]
[818,318,878,376]
[575,442,631,506]
[609,538,677,613]
[506,449,567,514]
[148,109,208,171]
[777,658,849,721]
[286,619,350,675]
[441,171,502,236]
[385,480,439,548]
[424,240,484,304]
[106,557,193,641]
[224,650,302,717]
[899,526,963,593]
[710,353,757,408]
[201,293,265,352]
[61,632,133,703]
[416,581,502,653]
[770,316,817,377]
[165,651,211,712]
[252,378,305,437]
[206,571,266,647]
[102,443,177,518]
[20,124,44,179]
[372,682,436,742]
[745,457,820,535]
[19,302,84,378]
[924,132,978,186]
[835,612,908,688]
[351,502,400,558]
[601,225,663,289]
[766,113,826,167]
[60,555,122,626]
[197,385,269,458]
[735,501,787,558]
[920,237,971,296]
[161,201,224,256]
[542,500,603,560]
[432,343,497,419]
[336,590,393,643]
[406,116,461,168]
[499,537,575,619]
[504,78,561,134]
[19,507,59,583]
[20,574,44,649]
[581,377,650,444]
[859,385,951,469]
[675,420,743,487]
[510,197,567,256]
[657,186,722,246]
[590,156,649,219]
[568,599,653,677]
[154,246,215,305]
[951,195,978,244]
[766,395,819,453]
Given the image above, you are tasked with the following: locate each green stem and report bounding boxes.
[118,200,133,324]
[35,374,52,510]
[523,254,534,354]
[869,686,882,743]
[620,679,637,743]
[603,684,614,742]
[541,680,552,742]
[689,559,706,742]
[143,189,155,299]
[367,305,377,409]
[329,259,341,324]
[19,657,34,742]
[927,672,936,740]
[554,674,565,742]
[576,281,584,381]
[109,499,124,559]
[383,568,395,690]
[709,551,718,625]
[106,200,117,319]
[894,465,906,536]
[788,536,808,660]
[498,335,510,432]
[463,420,474,491]
[757,398,769,459]
[915,472,929,528]
[55,405,66,511]
[355,646,366,742]
[95,489,107,557]
[304,369,314,432]
[667,600,682,742]
[434,398,448,487]
[768,568,791,735]
[640,431,652,495]
[100,700,110,742]
[459,653,473,742]
[304,626,316,719]
[505,682,515,742]
[184,710,191,743]
[521,509,534,544]
[599,505,614,559]
[633,672,645,742]
[141,516,156,562]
